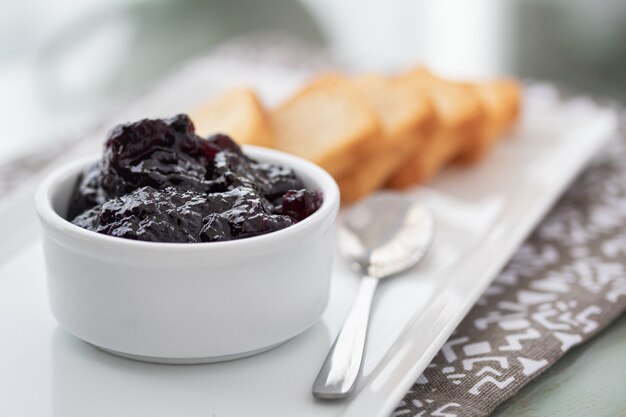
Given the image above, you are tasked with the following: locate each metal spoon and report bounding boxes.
[312,191,435,399]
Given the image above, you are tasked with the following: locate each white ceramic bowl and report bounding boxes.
[36,146,339,363]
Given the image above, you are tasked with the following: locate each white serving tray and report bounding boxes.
[0,60,618,417]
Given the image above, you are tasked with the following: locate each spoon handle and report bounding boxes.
[312,275,379,399]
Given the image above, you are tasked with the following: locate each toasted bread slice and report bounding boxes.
[456,79,522,164]
[337,74,433,203]
[190,88,274,147]
[475,79,521,137]
[271,74,381,177]
[388,68,483,188]
[351,74,432,148]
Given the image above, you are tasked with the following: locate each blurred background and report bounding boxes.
[1,0,625,167]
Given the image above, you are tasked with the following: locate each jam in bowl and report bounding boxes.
[35,116,339,363]
[68,114,323,243]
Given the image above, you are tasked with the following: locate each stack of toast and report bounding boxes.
[189,67,521,203]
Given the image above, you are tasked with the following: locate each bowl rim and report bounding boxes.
[35,145,340,253]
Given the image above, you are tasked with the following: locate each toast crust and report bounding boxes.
[388,69,483,188]
[338,74,433,202]
[456,79,522,164]
[337,129,428,202]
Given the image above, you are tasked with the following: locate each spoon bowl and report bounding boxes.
[339,192,435,278]
[313,191,435,399]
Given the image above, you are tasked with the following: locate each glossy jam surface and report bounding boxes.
[68,115,322,243]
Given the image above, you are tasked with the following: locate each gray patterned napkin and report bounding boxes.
[394,135,626,417]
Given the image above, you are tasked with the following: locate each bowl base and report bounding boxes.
[96,342,283,364]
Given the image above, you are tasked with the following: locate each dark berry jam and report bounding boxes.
[67,114,322,243]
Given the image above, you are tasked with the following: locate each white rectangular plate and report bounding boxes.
[0,60,618,417]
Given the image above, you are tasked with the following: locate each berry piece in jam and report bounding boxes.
[280,190,323,222]
[100,114,219,198]
[72,187,209,243]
